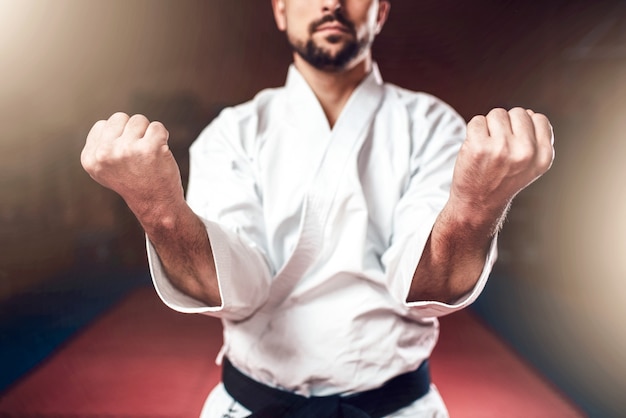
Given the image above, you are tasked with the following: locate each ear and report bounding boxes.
[272,0,287,32]
[375,1,390,34]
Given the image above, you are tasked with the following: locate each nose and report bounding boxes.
[321,0,342,13]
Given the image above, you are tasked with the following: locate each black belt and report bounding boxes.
[222,358,431,418]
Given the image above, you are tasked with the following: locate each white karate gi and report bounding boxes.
[147,64,497,417]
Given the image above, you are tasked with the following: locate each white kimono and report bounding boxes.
[148,64,497,399]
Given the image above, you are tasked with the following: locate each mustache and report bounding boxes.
[308,11,356,35]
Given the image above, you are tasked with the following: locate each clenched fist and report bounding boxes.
[450,107,554,222]
[80,112,185,218]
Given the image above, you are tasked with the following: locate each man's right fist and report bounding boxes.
[80,112,184,215]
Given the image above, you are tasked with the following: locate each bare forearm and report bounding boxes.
[408,199,505,304]
[132,199,221,307]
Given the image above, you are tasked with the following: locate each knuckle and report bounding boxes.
[486,108,509,126]
[110,111,129,120]
[494,144,511,164]
[540,157,554,173]
[90,163,104,177]
[86,120,106,140]
[469,114,486,123]
[487,107,507,118]
[129,113,149,125]
[94,142,140,167]
[149,120,168,134]
[467,115,487,133]
[539,145,555,169]
[81,152,104,178]
[80,150,93,170]
[147,121,169,140]
[512,150,533,166]
[93,119,107,130]
[122,143,142,160]
[473,138,500,160]
[123,114,150,139]
[93,148,107,164]
[537,130,554,146]
[531,113,552,129]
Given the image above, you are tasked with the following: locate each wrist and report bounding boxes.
[442,194,511,236]
[126,195,190,236]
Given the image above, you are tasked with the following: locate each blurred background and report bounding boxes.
[1,0,625,416]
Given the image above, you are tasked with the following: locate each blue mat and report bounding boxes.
[0,267,150,394]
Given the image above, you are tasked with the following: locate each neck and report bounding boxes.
[294,54,372,128]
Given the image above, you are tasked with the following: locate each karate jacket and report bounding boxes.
[148,64,497,397]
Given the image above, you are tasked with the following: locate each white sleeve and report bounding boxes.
[148,107,273,321]
[382,96,497,318]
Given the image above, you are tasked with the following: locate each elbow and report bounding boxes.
[407,273,478,305]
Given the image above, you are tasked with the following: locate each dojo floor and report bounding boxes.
[0,269,584,417]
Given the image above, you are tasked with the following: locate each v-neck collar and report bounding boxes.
[284,63,385,135]
[264,65,386,309]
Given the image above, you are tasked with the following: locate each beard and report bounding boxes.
[287,11,371,71]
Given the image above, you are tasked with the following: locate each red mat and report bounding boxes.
[0,288,584,417]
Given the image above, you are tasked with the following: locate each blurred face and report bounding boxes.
[272,0,390,72]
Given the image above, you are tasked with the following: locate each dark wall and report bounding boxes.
[1,1,625,415]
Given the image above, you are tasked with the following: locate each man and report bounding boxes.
[81,0,554,416]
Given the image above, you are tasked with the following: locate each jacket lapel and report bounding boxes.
[263,65,385,310]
